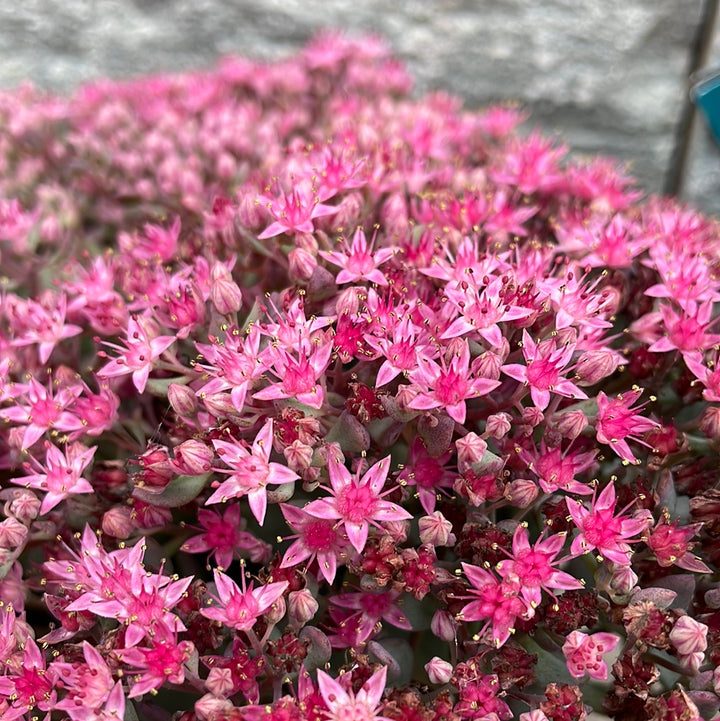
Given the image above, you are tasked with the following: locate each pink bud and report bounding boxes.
[264,594,286,625]
[101,506,136,539]
[288,589,318,625]
[168,383,198,417]
[289,247,317,282]
[334,287,362,316]
[205,667,236,698]
[332,191,364,229]
[425,656,453,684]
[419,511,456,546]
[3,490,41,523]
[431,610,456,642]
[0,517,27,550]
[174,440,214,475]
[485,412,512,439]
[554,409,588,440]
[236,189,263,228]
[521,406,544,428]
[195,694,234,721]
[283,440,314,472]
[201,392,239,418]
[210,262,243,315]
[670,616,708,657]
[575,349,621,385]
[504,478,538,508]
[383,520,410,543]
[455,432,487,473]
[700,406,720,440]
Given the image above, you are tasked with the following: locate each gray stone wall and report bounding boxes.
[1,1,718,215]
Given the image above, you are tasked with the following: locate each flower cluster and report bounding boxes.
[1,30,720,721]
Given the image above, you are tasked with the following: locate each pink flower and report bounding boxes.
[304,454,411,553]
[181,504,271,570]
[562,629,619,680]
[97,314,175,393]
[320,227,396,286]
[0,637,57,719]
[16,440,96,514]
[566,481,649,565]
[408,340,500,424]
[206,418,299,524]
[457,562,533,648]
[258,181,338,238]
[501,329,587,411]
[118,635,195,698]
[595,388,658,464]
[497,525,583,608]
[317,666,390,721]
[200,568,288,631]
[279,503,349,583]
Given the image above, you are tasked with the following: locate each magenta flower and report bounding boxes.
[304,455,411,553]
[595,388,658,464]
[118,635,195,698]
[97,314,175,393]
[562,630,619,680]
[501,329,587,411]
[201,568,288,631]
[408,339,500,424]
[457,562,533,648]
[181,503,271,570]
[206,418,299,524]
[320,227,396,286]
[317,666,390,721]
[17,441,96,514]
[497,525,583,608]
[0,637,57,719]
[566,481,649,565]
[330,588,412,643]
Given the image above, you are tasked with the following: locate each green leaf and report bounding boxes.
[133,473,210,508]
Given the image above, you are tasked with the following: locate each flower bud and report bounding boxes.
[210,262,243,315]
[419,511,456,546]
[101,505,136,539]
[236,189,263,228]
[431,610,456,642]
[264,594,286,625]
[521,407,544,428]
[283,440,314,473]
[201,392,238,418]
[383,520,409,544]
[168,383,197,417]
[334,287,362,316]
[288,589,318,625]
[3,490,41,523]
[205,667,235,698]
[485,412,512,439]
[455,432,487,473]
[504,478,539,508]
[0,517,27,550]
[670,616,708,657]
[700,406,720,440]
[0,562,26,613]
[575,350,621,386]
[425,656,453,684]
[289,247,317,282]
[195,694,234,721]
[554,410,588,440]
[174,440,214,475]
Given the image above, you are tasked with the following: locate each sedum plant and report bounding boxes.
[0,30,719,721]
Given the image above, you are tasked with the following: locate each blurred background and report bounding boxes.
[1,0,719,214]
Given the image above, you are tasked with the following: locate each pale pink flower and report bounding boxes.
[279,503,349,583]
[200,568,288,631]
[317,666,390,721]
[17,440,96,514]
[320,227,396,286]
[562,629,619,680]
[206,418,299,524]
[97,314,175,393]
[304,454,411,553]
[258,182,338,238]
